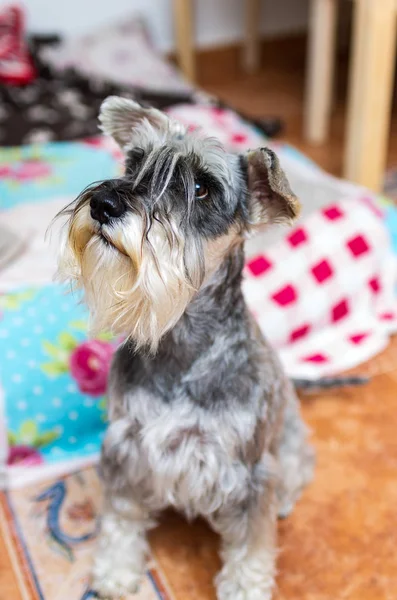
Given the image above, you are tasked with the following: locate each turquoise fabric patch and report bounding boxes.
[0,285,115,467]
[0,141,120,211]
[385,205,397,255]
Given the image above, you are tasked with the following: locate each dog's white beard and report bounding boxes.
[59,207,204,352]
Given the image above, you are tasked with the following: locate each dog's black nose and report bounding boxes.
[90,190,125,225]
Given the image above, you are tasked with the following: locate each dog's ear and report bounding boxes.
[245,147,300,228]
[99,96,183,149]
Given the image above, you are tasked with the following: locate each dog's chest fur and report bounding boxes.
[105,387,263,517]
[101,251,287,518]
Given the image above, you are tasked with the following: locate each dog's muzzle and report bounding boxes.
[90,189,126,225]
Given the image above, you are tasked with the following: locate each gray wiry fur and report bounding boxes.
[57,97,314,600]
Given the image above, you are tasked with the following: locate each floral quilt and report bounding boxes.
[0,137,123,485]
[1,285,113,470]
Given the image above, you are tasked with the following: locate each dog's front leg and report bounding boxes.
[92,493,154,598]
[210,478,278,600]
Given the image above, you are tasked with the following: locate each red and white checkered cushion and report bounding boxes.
[243,196,397,377]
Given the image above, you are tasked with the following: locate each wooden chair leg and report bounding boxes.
[304,0,338,144]
[243,0,261,73]
[173,0,196,82]
[344,0,397,192]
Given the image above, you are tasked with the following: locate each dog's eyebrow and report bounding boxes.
[125,148,146,172]
[129,148,145,160]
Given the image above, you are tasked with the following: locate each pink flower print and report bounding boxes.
[13,159,52,181]
[0,165,12,178]
[0,160,52,182]
[69,340,114,397]
[81,137,104,147]
[8,445,44,466]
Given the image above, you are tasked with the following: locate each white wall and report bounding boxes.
[13,0,309,52]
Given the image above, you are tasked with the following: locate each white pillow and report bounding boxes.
[42,16,191,93]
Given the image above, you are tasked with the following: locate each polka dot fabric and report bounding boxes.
[243,197,397,378]
[0,285,110,471]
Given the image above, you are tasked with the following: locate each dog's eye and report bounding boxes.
[195,182,209,200]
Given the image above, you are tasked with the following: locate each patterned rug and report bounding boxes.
[0,467,172,600]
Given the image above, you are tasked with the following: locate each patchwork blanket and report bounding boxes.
[1,103,397,486]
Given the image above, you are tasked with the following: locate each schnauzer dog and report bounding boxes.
[58,97,314,599]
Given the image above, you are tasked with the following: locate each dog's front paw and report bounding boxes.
[91,509,150,598]
[92,547,144,599]
[92,567,142,599]
[215,560,275,600]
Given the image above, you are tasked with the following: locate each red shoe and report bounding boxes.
[0,5,36,85]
